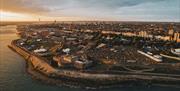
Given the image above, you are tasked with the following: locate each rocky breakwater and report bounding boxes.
[8,40,180,88]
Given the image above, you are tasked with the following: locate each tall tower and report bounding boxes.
[159,25,163,31]
[174,32,180,42]
[168,27,174,35]
[168,25,174,40]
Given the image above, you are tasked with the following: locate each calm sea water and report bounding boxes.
[0,25,179,91]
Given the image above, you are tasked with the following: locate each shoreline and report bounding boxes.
[8,39,180,89]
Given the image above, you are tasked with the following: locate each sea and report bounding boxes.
[0,25,179,91]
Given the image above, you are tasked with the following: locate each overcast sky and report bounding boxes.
[1,0,180,21]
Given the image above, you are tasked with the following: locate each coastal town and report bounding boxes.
[1,0,180,90]
[9,21,180,88]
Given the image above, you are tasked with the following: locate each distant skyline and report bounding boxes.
[0,0,180,22]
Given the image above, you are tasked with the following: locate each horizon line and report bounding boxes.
[1,20,180,23]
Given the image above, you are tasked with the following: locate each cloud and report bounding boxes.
[1,0,166,14]
[0,0,179,21]
[0,0,49,14]
[49,0,166,11]
[47,0,167,16]
[77,0,165,8]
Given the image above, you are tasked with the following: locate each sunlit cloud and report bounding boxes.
[0,11,37,21]
[0,0,179,21]
[0,0,49,15]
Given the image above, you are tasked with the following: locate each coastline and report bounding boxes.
[8,39,180,89]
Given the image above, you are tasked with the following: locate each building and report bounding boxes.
[138,31,148,38]
[159,36,171,41]
[53,54,93,69]
[168,29,174,35]
[122,32,136,37]
[168,25,174,41]
[33,47,51,56]
[74,59,93,69]
[174,32,180,42]
[53,55,77,67]
[168,27,174,35]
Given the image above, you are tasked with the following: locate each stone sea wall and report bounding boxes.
[8,40,123,84]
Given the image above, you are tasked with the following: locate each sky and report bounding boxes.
[0,0,180,22]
